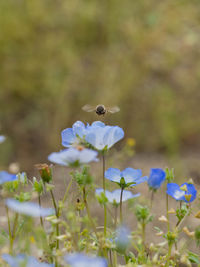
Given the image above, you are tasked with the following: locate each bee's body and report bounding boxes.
[82,104,119,116]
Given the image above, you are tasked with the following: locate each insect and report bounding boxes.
[82,104,120,116]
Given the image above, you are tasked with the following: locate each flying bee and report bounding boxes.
[82,104,120,116]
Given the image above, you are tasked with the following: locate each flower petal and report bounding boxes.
[72,121,86,138]
[0,171,17,185]
[61,128,76,147]
[181,183,197,203]
[103,126,124,149]
[105,168,121,183]
[147,168,166,189]
[167,183,185,201]
[64,253,108,267]
[78,149,98,164]
[5,199,55,217]
[121,168,142,183]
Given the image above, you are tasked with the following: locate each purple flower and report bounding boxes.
[5,199,55,217]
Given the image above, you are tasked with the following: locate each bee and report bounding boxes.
[82,104,120,116]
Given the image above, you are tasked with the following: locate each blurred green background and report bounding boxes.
[1,0,200,170]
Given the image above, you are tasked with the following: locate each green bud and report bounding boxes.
[135,205,151,223]
[96,192,108,206]
[71,166,93,186]
[15,192,31,202]
[35,163,52,183]
[165,231,177,245]
[165,168,174,183]
[33,177,43,194]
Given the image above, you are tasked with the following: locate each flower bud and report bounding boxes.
[35,163,52,183]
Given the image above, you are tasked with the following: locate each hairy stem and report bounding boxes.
[120,188,124,224]
[102,153,107,236]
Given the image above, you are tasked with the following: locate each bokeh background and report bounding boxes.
[1,0,200,174]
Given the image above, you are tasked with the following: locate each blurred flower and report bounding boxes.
[5,199,55,217]
[62,121,88,147]
[167,183,197,203]
[147,168,166,190]
[182,227,194,237]
[2,254,54,267]
[8,162,20,174]
[85,122,124,151]
[96,188,140,204]
[48,147,98,167]
[0,135,6,143]
[35,163,52,183]
[158,215,168,223]
[115,226,131,254]
[126,137,136,147]
[64,253,108,267]
[105,168,148,188]
[0,171,17,185]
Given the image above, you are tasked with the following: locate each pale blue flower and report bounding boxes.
[48,147,98,167]
[147,168,166,190]
[105,168,148,188]
[85,123,124,151]
[5,199,55,217]
[115,226,131,253]
[2,254,54,267]
[62,121,88,147]
[64,253,108,267]
[96,188,140,204]
[0,171,17,185]
[167,183,197,203]
[0,135,6,143]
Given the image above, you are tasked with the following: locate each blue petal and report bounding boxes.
[91,121,105,128]
[0,171,17,185]
[5,199,55,217]
[115,226,130,253]
[105,168,121,183]
[103,126,124,149]
[72,121,86,138]
[167,183,185,201]
[121,168,142,183]
[78,149,98,164]
[181,183,197,203]
[64,253,108,267]
[147,168,166,189]
[111,189,140,203]
[0,135,6,143]
[86,126,108,150]
[61,128,76,147]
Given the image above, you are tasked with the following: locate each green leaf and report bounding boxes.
[188,251,200,264]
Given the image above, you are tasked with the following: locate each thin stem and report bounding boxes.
[38,194,44,228]
[141,221,146,256]
[6,206,13,255]
[83,187,97,236]
[150,190,154,209]
[58,177,73,216]
[50,189,59,251]
[166,243,172,267]
[166,193,170,232]
[114,206,118,229]
[120,188,124,224]
[102,153,107,236]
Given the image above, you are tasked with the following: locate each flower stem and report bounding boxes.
[6,206,13,255]
[38,194,44,228]
[82,186,97,236]
[50,189,59,251]
[120,188,124,224]
[150,190,154,209]
[166,243,172,267]
[58,177,73,216]
[102,153,107,236]
[141,221,146,257]
[166,193,170,232]
[114,206,118,229]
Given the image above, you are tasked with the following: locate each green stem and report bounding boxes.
[114,206,118,229]
[150,190,154,209]
[102,153,107,236]
[166,193,170,232]
[38,194,44,228]
[58,177,73,216]
[141,221,146,257]
[120,188,124,224]
[6,206,13,255]
[166,243,172,267]
[83,187,97,236]
[50,189,59,251]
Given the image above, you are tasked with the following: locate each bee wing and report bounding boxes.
[82,104,96,112]
[107,106,120,113]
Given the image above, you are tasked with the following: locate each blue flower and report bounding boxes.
[64,253,108,267]
[147,168,166,190]
[85,123,124,151]
[167,183,197,203]
[96,188,140,204]
[2,254,54,267]
[62,121,88,147]
[0,135,6,143]
[115,226,131,253]
[0,171,17,185]
[105,168,148,188]
[48,147,98,167]
[5,199,55,217]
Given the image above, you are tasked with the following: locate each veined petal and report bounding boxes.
[5,199,55,217]
[86,127,107,150]
[61,128,76,147]
[121,168,142,183]
[72,121,86,138]
[91,121,105,128]
[103,126,124,149]
[105,168,121,183]
[167,183,185,201]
